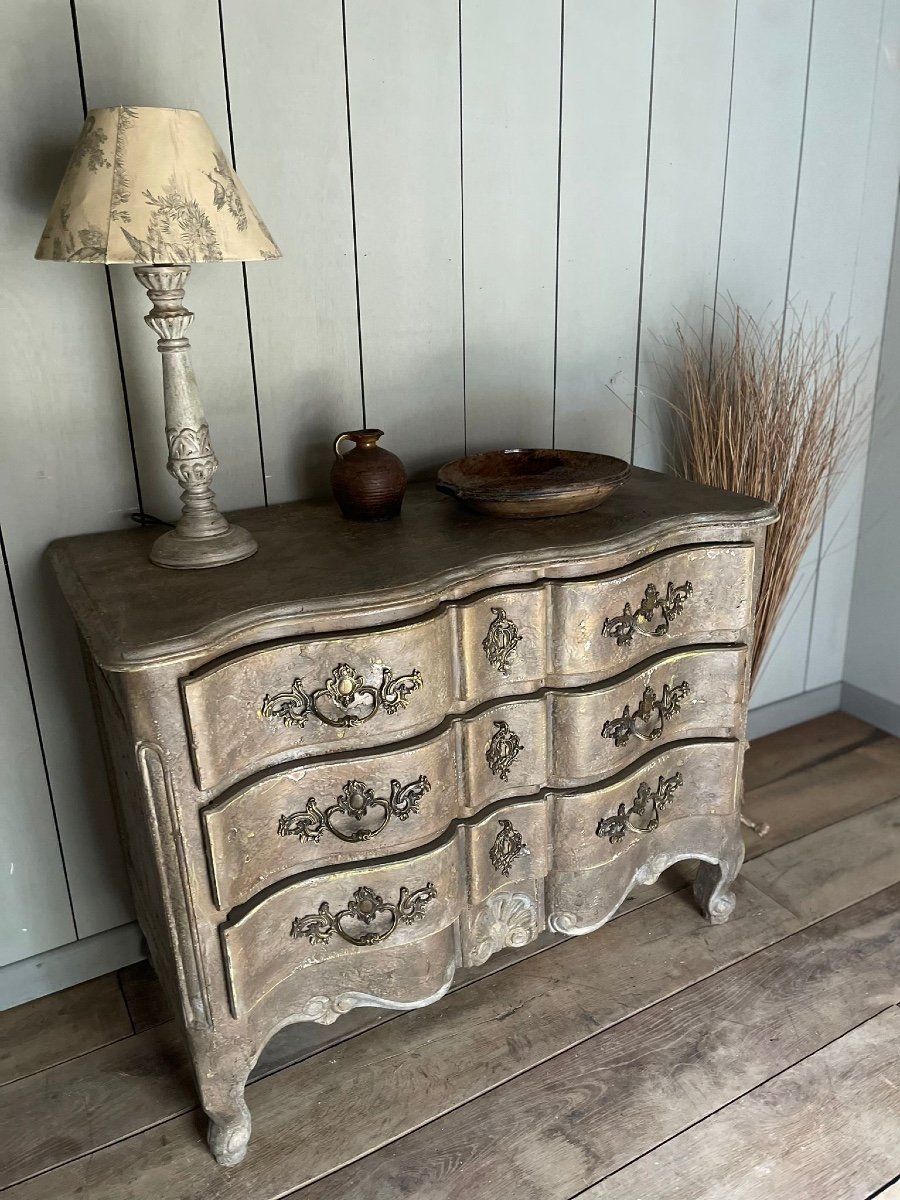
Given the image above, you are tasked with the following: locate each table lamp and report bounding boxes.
[36,106,281,569]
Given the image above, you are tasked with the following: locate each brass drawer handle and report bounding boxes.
[596,771,684,844]
[259,662,423,730]
[290,883,437,947]
[602,581,693,645]
[489,818,527,877]
[601,681,691,747]
[482,607,522,675]
[277,775,430,844]
[486,720,524,780]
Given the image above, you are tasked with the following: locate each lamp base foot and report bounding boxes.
[150,522,258,570]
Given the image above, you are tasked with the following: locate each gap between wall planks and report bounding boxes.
[1,714,899,1196]
[2,0,900,988]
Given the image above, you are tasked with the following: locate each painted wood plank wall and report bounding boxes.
[1,0,899,989]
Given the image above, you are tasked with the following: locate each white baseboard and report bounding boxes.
[0,921,143,1011]
[747,682,842,740]
[841,683,900,738]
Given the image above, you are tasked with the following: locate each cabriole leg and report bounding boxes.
[693,838,745,925]
[194,1047,254,1166]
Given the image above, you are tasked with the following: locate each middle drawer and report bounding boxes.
[203,644,747,909]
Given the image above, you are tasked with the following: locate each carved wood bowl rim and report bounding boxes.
[436,449,631,518]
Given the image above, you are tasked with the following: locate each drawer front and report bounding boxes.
[184,612,455,791]
[551,739,741,871]
[551,543,754,677]
[204,646,747,908]
[221,738,741,1014]
[222,834,467,1016]
[184,544,754,792]
[204,733,462,909]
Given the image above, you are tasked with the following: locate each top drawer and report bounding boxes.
[183,542,754,791]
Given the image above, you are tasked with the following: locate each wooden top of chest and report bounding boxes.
[49,469,776,670]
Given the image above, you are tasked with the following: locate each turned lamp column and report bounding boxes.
[135,266,257,569]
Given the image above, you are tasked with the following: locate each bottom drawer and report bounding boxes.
[221,738,742,1016]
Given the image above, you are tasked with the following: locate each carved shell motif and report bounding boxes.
[468,892,538,967]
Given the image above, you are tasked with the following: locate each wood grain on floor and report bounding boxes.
[1,712,898,1200]
[0,973,132,1086]
[587,1006,900,1200]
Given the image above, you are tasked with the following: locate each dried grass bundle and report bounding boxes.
[671,304,862,684]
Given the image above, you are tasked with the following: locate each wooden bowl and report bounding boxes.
[437,449,631,518]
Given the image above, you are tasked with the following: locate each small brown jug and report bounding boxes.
[330,429,407,521]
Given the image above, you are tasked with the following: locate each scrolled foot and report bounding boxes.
[693,853,742,926]
[207,1098,251,1167]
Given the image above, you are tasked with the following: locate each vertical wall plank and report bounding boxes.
[716,0,812,319]
[0,566,74,966]
[222,0,362,503]
[806,0,900,689]
[633,0,737,471]
[751,563,819,706]
[74,0,265,518]
[346,0,464,476]
[553,0,653,460]
[715,0,813,708]
[461,0,562,452]
[764,0,882,696]
[0,0,136,937]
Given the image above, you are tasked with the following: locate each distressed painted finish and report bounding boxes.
[53,469,772,1164]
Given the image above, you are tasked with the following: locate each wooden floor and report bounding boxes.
[2,712,900,1200]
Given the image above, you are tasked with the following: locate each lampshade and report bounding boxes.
[35,106,280,265]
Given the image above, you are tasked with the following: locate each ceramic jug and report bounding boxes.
[330,429,407,521]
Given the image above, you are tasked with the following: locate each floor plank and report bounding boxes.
[117,960,170,1033]
[0,1022,194,1190]
[588,1006,900,1200]
[742,793,900,922]
[742,736,900,859]
[743,710,876,792]
[0,974,132,1087]
[291,886,900,1200]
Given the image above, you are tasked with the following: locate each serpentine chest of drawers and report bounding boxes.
[50,468,776,1166]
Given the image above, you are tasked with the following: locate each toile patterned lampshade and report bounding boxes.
[35,106,280,265]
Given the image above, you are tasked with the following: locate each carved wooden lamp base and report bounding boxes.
[136,265,258,570]
[149,521,258,570]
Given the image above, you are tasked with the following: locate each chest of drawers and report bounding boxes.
[50,468,775,1166]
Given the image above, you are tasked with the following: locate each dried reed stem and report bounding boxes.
[670,303,863,684]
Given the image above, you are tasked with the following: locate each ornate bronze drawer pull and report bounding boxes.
[486,720,524,780]
[482,607,522,675]
[596,771,684,844]
[602,581,693,645]
[489,818,527,877]
[290,883,437,947]
[259,662,423,730]
[277,775,430,845]
[601,681,691,747]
